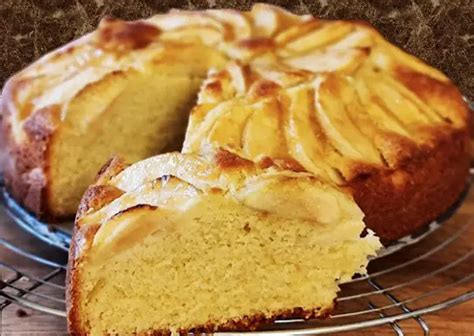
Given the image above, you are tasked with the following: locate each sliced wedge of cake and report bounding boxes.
[67,150,381,335]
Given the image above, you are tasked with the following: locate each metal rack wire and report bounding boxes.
[1,176,473,335]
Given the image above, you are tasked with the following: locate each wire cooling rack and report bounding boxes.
[1,174,473,335]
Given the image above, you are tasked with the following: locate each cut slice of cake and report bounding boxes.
[67,150,381,335]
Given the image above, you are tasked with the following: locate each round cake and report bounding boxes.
[0,3,470,335]
[1,4,469,241]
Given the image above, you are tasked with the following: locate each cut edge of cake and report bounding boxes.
[67,149,381,335]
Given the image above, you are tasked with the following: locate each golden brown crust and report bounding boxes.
[394,66,469,126]
[347,127,470,241]
[372,131,421,168]
[94,17,161,53]
[75,185,124,221]
[66,223,100,336]
[238,37,276,53]
[248,79,281,100]
[75,155,128,221]
[183,305,332,334]
[1,96,61,220]
[257,156,307,172]
[93,155,128,185]
[203,80,223,97]
[214,148,254,170]
[66,295,332,335]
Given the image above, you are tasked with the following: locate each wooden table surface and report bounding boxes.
[1,188,473,335]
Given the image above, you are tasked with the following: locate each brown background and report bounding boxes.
[0,0,473,100]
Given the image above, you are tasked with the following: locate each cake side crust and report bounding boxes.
[66,223,99,336]
[67,300,333,336]
[67,156,130,335]
[347,127,470,241]
[0,80,61,220]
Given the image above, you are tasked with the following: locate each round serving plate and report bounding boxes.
[0,174,470,258]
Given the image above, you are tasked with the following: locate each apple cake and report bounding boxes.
[0,4,469,240]
[67,148,381,335]
[0,3,470,334]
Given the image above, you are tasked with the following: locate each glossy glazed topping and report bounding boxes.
[6,4,467,146]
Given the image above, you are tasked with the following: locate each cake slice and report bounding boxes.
[67,150,380,335]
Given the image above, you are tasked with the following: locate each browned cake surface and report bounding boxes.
[1,3,470,238]
[348,128,469,241]
[1,102,60,219]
